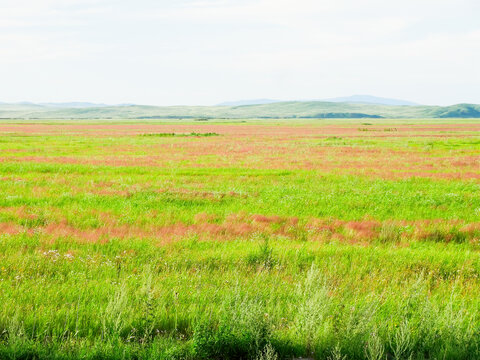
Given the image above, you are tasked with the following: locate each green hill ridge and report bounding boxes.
[1,101,480,119]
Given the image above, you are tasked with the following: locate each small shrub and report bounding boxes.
[295,265,332,354]
[365,331,385,360]
[140,133,176,137]
[246,235,276,269]
[256,343,278,360]
[327,344,347,360]
[390,320,413,360]
[192,322,237,360]
[421,228,468,244]
[378,222,403,244]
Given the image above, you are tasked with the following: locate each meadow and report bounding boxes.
[0,119,480,359]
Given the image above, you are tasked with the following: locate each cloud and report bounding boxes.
[0,0,478,104]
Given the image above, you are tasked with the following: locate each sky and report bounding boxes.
[0,0,479,106]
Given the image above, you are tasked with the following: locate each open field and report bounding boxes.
[1,119,480,359]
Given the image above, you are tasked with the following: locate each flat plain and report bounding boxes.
[1,119,480,359]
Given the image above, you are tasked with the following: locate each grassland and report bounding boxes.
[0,119,480,359]
[1,101,480,119]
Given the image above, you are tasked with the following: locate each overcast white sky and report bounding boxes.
[1,0,479,105]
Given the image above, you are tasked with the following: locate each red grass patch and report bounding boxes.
[345,220,380,239]
[1,209,480,246]
[2,123,480,137]
[194,212,218,223]
[251,214,283,224]
[0,222,23,235]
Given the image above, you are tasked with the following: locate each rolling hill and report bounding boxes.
[322,95,419,106]
[0,101,479,119]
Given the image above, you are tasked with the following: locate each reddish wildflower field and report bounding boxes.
[0,120,479,245]
[1,121,479,180]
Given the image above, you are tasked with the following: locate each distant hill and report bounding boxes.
[39,102,109,108]
[323,95,418,106]
[434,104,480,118]
[217,99,280,106]
[1,101,480,119]
[218,95,418,106]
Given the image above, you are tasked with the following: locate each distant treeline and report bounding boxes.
[135,113,382,120]
[302,113,383,119]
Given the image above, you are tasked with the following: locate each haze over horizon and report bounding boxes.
[1,0,479,106]
[1,94,421,107]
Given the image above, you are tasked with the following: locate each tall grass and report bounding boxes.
[1,235,480,359]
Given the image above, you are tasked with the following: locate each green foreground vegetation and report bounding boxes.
[0,120,480,359]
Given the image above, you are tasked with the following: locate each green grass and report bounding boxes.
[0,163,479,222]
[2,237,480,359]
[0,120,480,359]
